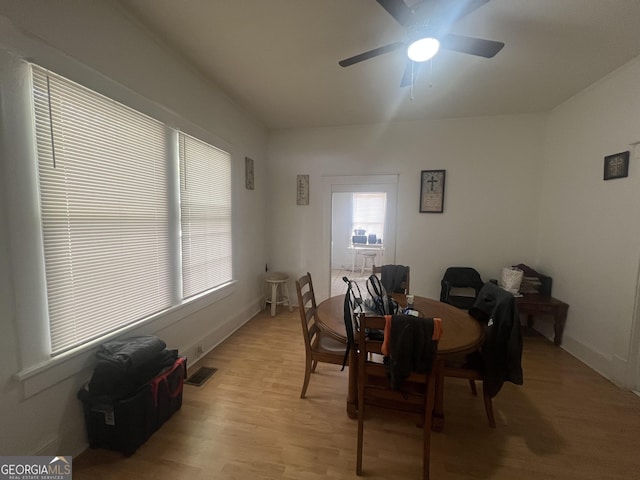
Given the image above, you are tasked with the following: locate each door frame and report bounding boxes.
[629,257,640,393]
[322,175,399,299]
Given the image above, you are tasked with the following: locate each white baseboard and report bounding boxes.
[530,322,630,387]
[35,418,89,458]
[560,334,614,383]
[180,299,262,368]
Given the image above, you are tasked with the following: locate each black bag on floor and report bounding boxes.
[78,356,187,456]
[88,335,178,400]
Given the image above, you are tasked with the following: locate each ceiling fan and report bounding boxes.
[339,0,505,87]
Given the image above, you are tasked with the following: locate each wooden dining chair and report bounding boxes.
[295,272,347,399]
[372,264,410,294]
[356,314,437,480]
[443,358,496,428]
[442,281,524,429]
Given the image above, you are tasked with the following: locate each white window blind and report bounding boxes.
[353,192,387,239]
[32,66,172,355]
[179,133,232,298]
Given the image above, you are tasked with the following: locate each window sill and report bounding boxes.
[14,280,237,399]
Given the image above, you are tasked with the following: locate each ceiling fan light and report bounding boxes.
[407,37,440,62]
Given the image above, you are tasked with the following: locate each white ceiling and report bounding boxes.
[118,0,640,131]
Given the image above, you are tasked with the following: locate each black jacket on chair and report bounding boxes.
[469,282,523,398]
[380,265,409,294]
[384,314,438,390]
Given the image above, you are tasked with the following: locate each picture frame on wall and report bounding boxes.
[245,157,255,190]
[603,151,630,180]
[419,169,445,213]
[296,174,309,205]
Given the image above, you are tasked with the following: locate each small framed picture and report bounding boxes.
[603,151,629,180]
[420,170,445,213]
[245,157,255,190]
[296,174,309,205]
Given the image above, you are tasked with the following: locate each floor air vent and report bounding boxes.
[185,367,217,387]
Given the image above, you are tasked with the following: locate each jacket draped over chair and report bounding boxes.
[381,314,442,390]
[379,264,410,294]
[469,282,523,398]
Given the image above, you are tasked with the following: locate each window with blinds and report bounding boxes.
[353,192,387,241]
[179,134,232,298]
[31,65,232,355]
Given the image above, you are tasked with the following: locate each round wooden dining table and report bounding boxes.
[316,293,484,429]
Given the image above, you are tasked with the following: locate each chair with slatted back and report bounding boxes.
[356,314,438,480]
[372,264,410,294]
[295,272,347,399]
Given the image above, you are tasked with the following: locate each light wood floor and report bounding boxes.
[73,307,640,479]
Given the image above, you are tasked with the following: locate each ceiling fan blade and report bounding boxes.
[378,0,490,28]
[339,42,405,67]
[376,0,419,26]
[440,33,504,58]
[450,0,489,24]
[400,61,423,87]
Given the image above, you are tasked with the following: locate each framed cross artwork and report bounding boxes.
[420,169,445,213]
[603,151,629,180]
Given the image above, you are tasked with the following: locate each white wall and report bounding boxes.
[268,114,547,302]
[539,55,640,387]
[0,1,268,456]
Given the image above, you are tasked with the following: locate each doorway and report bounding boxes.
[322,175,398,297]
[631,262,640,394]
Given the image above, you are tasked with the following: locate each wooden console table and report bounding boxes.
[516,295,569,346]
